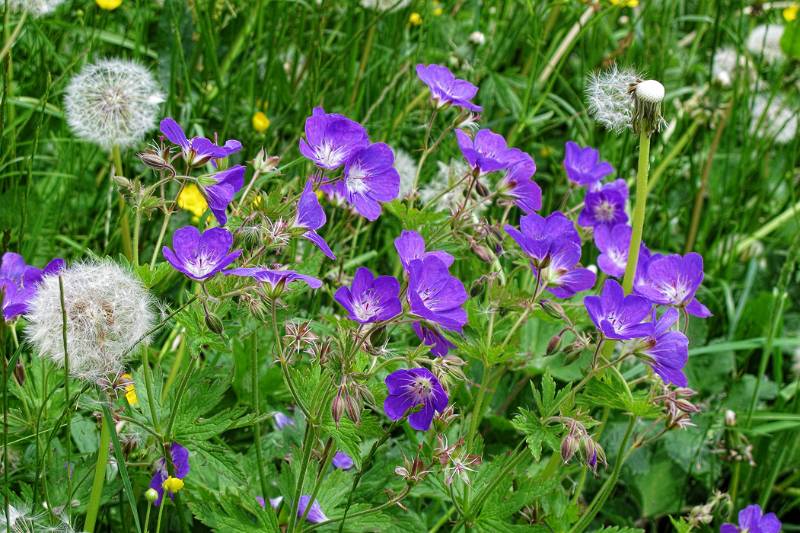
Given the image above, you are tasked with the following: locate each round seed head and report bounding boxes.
[634,80,664,103]
[7,0,66,16]
[65,59,164,150]
[586,65,641,133]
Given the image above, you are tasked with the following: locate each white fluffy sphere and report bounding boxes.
[26,261,155,383]
[7,0,66,16]
[64,59,164,150]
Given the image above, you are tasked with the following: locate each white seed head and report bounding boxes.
[394,149,417,199]
[634,80,664,103]
[750,94,798,145]
[586,65,641,133]
[359,0,410,11]
[469,31,486,46]
[419,159,489,218]
[746,24,785,64]
[65,59,164,150]
[7,0,65,16]
[26,261,155,384]
[712,47,742,87]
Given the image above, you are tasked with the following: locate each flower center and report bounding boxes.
[405,376,433,403]
[315,141,347,168]
[346,164,370,194]
[594,200,617,222]
[607,248,627,268]
[185,253,217,278]
[352,289,382,321]
[658,276,690,304]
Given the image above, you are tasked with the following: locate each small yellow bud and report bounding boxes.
[163,476,184,494]
[96,0,123,10]
[121,373,138,406]
[145,488,159,503]
[433,7,443,16]
[784,4,799,21]
[252,195,263,208]
[409,12,422,26]
[252,111,271,133]
[177,184,208,220]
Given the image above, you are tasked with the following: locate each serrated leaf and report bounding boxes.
[511,408,560,461]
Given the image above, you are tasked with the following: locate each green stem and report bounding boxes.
[144,503,152,533]
[150,210,173,269]
[142,347,161,436]
[154,497,166,533]
[622,133,651,294]
[59,276,72,522]
[133,205,142,266]
[0,10,27,63]
[84,413,112,533]
[735,198,800,256]
[111,145,133,261]
[288,423,316,533]
[298,438,334,525]
[251,330,270,501]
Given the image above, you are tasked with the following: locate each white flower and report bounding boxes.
[750,94,798,145]
[359,0,410,11]
[394,149,417,198]
[746,24,785,64]
[64,59,164,150]
[469,31,486,46]
[26,261,155,384]
[7,0,66,16]
[586,65,640,133]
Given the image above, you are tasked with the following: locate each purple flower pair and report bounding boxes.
[149,443,190,506]
[416,64,482,112]
[161,118,241,167]
[635,252,711,318]
[0,252,64,321]
[257,494,327,523]
[225,267,322,290]
[300,107,399,221]
[334,267,402,324]
[504,212,596,298]
[563,141,614,188]
[721,504,781,533]
[163,226,241,281]
[384,367,448,431]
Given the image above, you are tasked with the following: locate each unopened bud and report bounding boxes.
[112,175,132,189]
[470,242,493,263]
[138,150,175,175]
[474,180,490,197]
[331,388,346,426]
[145,488,159,503]
[724,409,736,427]
[561,434,579,463]
[546,334,562,355]
[204,313,224,335]
[539,299,565,320]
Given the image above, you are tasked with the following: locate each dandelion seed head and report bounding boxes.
[712,47,744,87]
[586,66,641,133]
[7,0,66,16]
[359,0,410,10]
[750,94,798,145]
[26,261,155,384]
[65,59,164,150]
[746,24,785,64]
[394,149,417,198]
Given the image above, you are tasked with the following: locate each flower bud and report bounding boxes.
[724,409,737,427]
[204,313,224,335]
[474,180,490,197]
[145,488,159,503]
[470,242,493,263]
[561,434,579,463]
[138,149,175,175]
[331,388,346,426]
[546,334,562,355]
[252,148,281,174]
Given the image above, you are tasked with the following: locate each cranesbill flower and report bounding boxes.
[256,496,284,509]
[563,141,615,188]
[341,143,400,221]
[721,504,781,533]
[408,257,468,332]
[394,230,454,272]
[299,107,369,170]
[160,118,242,166]
[413,322,456,357]
[635,252,711,318]
[224,267,322,290]
[297,496,328,523]
[584,279,653,340]
[455,129,513,175]
[332,451,354,470]
[163,226,241,281]
[504,211,580,266]
[415,64,482,112]
[628,308,689,387]
[334,267,401,324]
[578,179,628,228]
[499,149,542,214]
[0,252,64,321]
[149,443,190,506]
[384,367,448,431]
[594,224,649,278]
[293,180,336,260]
[201,165,246,226]
[273,412,295,429]
[535,240,596,299]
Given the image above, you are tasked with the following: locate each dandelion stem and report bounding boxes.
[58,276,72,523]
[622,133,651,294]
[84,412,112,533]
[111,144,133,261]
[154,497,166,533]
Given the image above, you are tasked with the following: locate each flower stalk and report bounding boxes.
[622,132,650,294]
[84,411,112,533]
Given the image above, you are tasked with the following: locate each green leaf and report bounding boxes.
[102,406,142,533]
[511,408,561,461]
[780,20,800,59]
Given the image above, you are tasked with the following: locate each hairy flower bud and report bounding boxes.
[546,334,562,355]
[561,434,579,463]
[204,312,224,335]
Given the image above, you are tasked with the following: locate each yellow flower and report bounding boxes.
[409,12,422,26]
[252,194,263,208]
[433,2,443,16]
[162,476,185,494]
[177,184,208,220]
[609,0,638,6]
[784,4,799,21]
[252,111,271,133]
[96,0,123,9]
[121,373,138,406]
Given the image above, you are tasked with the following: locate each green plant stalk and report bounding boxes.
[251,331,270,502]
[133,205,142,266]
[84,413,112,533]
[111,145,133,261]
[0,10,27,63]
[298,438,334,524]
[2,321,9,530]
[142,347,161,436]
[154,497,166,533]
[144,504,153,533]
[622,133,651,294]
[288,423,316,533]
[59,276,72,522]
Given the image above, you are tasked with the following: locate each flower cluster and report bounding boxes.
[0,252,63,322]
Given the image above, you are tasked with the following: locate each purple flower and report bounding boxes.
[630,308,689,387]
[224,267,322,290]
[383,367,448,431]
[202,165,246,226]
[297,495,328,523]
[1,252,64,321]
[160,118,241,166]
[273,412,295,429]
[163,226,241,281]
[578,179,628,228]
[293,180,336,260]
[584,279,653,340]
[341,143,400,221]
[415,64,482,112]
[504,211,580,266]
[455,129,513,175]
[413,322,456,357]
[721,504,781,533]
[594,224,649,278]
[394,230,454,272]
[563,141,614,187]
[334,267,401,324]
[408,257,468,333]
[536,239,597,298]
[500,148,541,214]
[298,107,369,170]
[332,451,354,470]
[149,443,190,507]
[635,252,711,318]
[256,496,283,509]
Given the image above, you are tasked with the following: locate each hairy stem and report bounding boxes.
[251,330,270,501]
[111,145,133,261]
